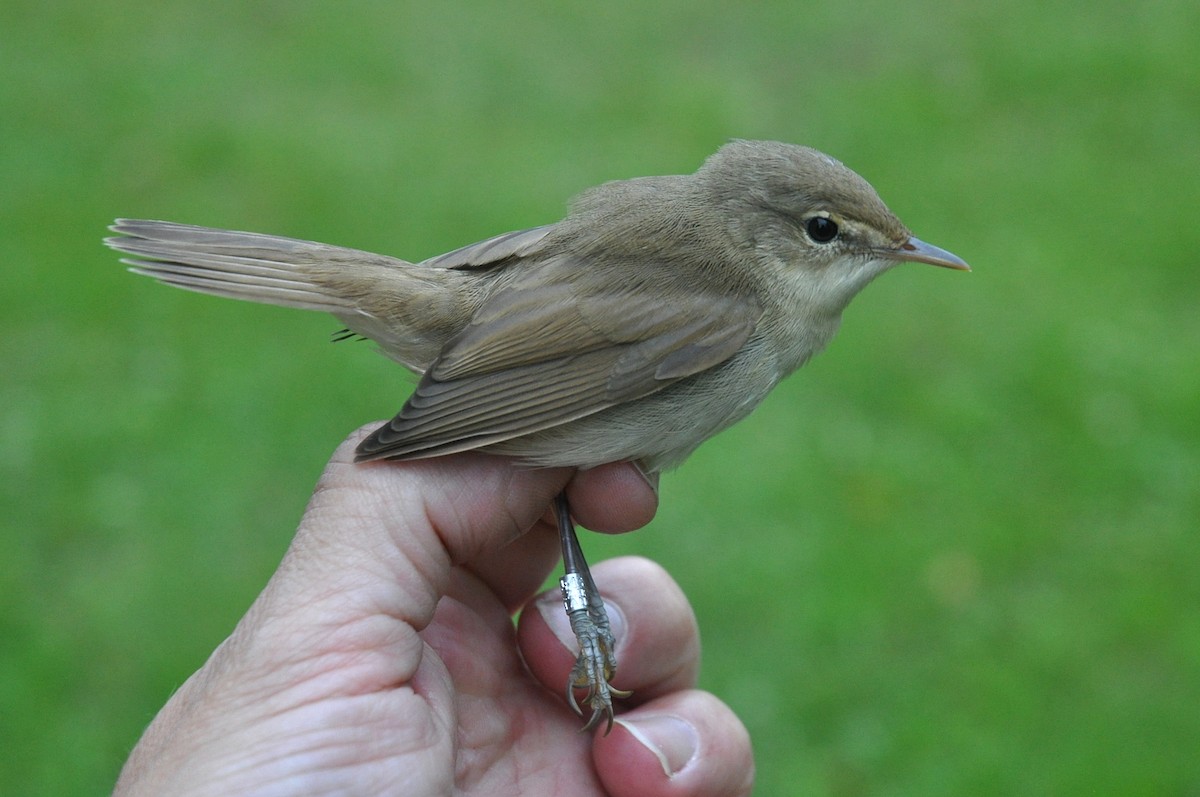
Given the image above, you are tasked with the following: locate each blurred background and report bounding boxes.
[3,1,1197,793]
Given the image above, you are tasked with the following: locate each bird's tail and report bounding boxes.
[108,219,467,369]
[106,219,415,314]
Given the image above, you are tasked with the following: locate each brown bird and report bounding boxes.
[106,139,968,732]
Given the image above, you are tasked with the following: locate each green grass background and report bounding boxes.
[4,1,1198,793]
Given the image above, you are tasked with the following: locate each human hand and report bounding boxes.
[114,426,754,796]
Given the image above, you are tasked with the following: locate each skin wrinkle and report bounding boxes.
[458,524,560,614]
[410,453,570,563]
[248,436,579,715]
[191,440,443,714]
[374,486,452,627]
[431,595,514,790]
[299,446,446,616]
[272,513,436,681]
[313,451,591,791]
[147,644,442,793]
[219,606,416,717]
[426,577,560,794]
[226,640,455,791]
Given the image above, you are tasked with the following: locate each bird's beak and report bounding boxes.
[884,237,970,271]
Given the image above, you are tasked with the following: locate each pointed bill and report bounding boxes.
[884,237,970,271]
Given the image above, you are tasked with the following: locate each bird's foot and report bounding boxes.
[560,573,631,733]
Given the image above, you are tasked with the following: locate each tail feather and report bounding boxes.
[105,219,409,313]
[107,218,457,371]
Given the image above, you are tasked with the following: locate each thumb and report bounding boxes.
[114,427,579,790]
[249,425,576,655]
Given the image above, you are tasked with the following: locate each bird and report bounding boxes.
[106,139,969,732]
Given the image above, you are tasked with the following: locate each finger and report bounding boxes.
[467,461,660,611]
[238,426,575,677]
[517,556,700,706]
[460,516,563,613]
[595,691,755,797]
[566,462,659,534]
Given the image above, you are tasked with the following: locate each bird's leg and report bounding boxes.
[555,492,631,734]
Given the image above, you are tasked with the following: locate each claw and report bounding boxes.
[566,655,631,734]
[562,601,631,735]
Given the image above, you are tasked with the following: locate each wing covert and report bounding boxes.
[356,281,761,461]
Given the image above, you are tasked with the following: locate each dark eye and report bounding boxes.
[805,216,839,243]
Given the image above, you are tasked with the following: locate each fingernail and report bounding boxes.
[536,590,627,653]
[536,591,578,650]
[614,715,699,778]
[631,460,660,496]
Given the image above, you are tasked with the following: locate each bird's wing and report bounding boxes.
[355,271,761,461]
[420,225,556,270]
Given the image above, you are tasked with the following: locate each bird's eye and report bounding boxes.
[805,216,839,244]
